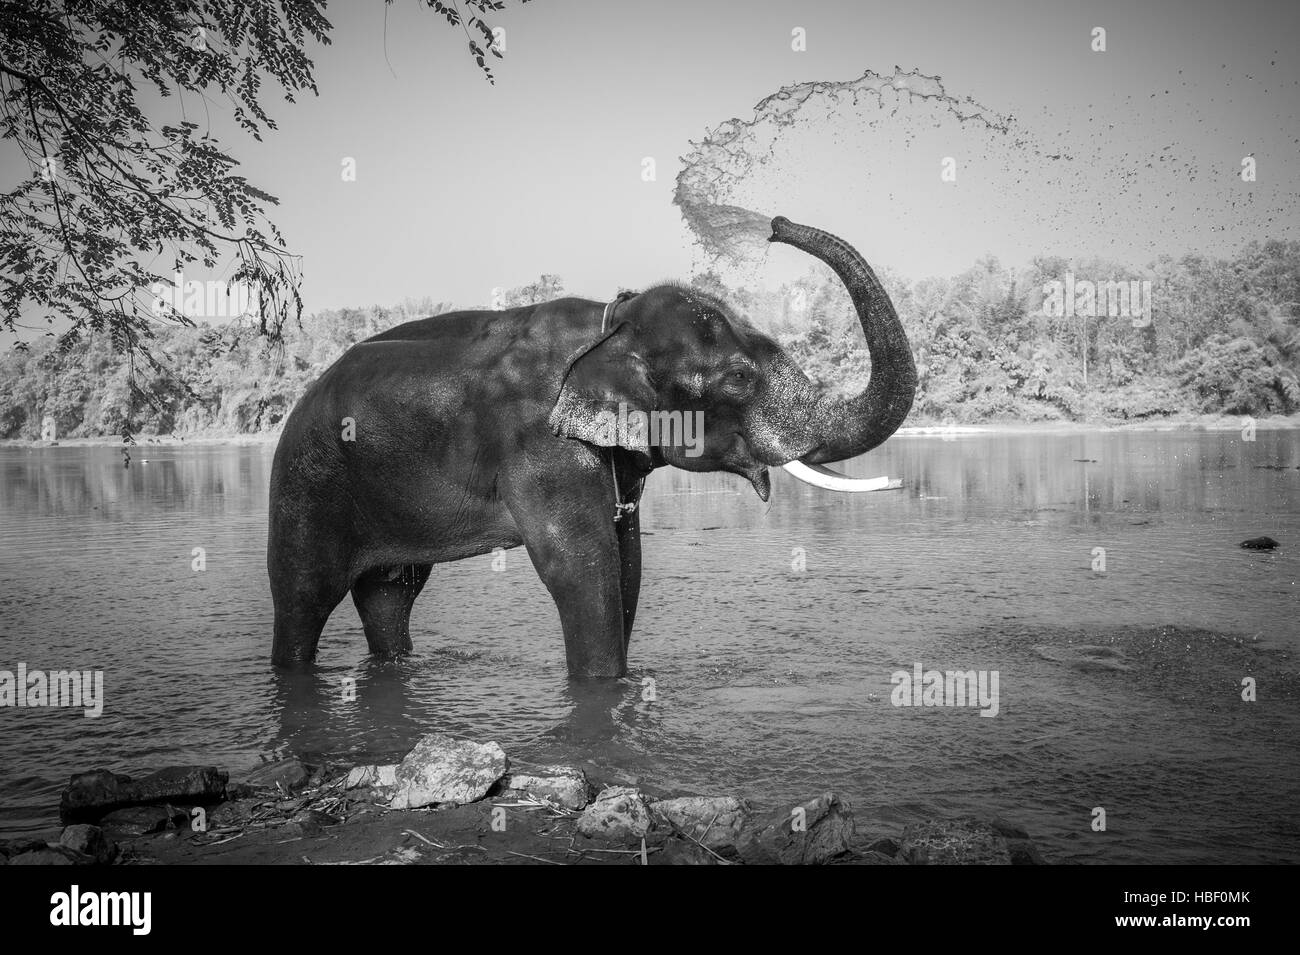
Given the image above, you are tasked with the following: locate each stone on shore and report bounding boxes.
[59,824,117,864]
[59,766,228,823]
[7,845,93,865]
[865,836,901,857]
[900,817,1012,865]
[735,792,855,865]
[99,804,187,837]
[387,734,508,809]
[289,809,341,836]
[207,798,261,829]
[648,796,749,851]
[653,835,720,865]
[344,764,398,791]
[498,763,590,810]
[0,837,48,860]
[576,786,654,840]
[244,758,311,793]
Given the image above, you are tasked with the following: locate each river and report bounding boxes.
[1,429,1297,862]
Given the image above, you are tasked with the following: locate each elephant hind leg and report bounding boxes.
[271,573,349,668]
[351,564,433,657]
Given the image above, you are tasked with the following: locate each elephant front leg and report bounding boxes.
[615,496,642,656]
[505,460,627,678]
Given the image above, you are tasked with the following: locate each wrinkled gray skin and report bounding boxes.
[268,217,917,677]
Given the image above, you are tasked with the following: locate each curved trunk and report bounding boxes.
[769,216,917,464]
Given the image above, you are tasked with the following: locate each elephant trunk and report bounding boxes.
[768,216,917,465]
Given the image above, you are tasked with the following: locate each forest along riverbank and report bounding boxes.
[1,735,1047,866]
[5,412,1300,449]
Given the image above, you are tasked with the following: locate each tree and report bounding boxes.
[0,0,530,371]
[498,274,564,307]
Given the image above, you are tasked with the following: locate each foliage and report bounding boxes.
[0,0,530,385]
[3,241,1300,440]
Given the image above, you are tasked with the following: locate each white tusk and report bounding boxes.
[781,460,903,493]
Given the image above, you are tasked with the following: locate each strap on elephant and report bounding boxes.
[602,291,642,523]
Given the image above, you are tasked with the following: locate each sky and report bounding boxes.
[5,0,1300,329]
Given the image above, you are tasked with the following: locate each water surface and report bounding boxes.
[1,429,1297,862]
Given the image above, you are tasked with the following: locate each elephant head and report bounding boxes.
[549,216,917,498]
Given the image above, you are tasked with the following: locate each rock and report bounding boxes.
[864,836,901,857]
[388,734,508,809]
[244,758,311,793]
[577,786,654,841]
[289,810,340,835]
[1007,838,1047,865]
[0,837,49,859]
[58,769,132,823]
[648,796,748,851]
[225,783,257,801]
[855,850,906,865]
[344,764,398,790]
[1240,536,1279,550]
[99,805,186,837]
[653,836,719,865]
[129,765,228,804]
[58,825,116,865]
[59,766,227,823]
[900,817,1012,865]
[988,816,1029,840]
[8,845,93,865]
[208,798,261,829]
[499,763,590,810]
[736,792,855,865]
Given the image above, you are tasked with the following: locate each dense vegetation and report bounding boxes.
[3,241,1299,440]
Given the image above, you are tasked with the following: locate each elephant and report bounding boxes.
[267,216,917,677]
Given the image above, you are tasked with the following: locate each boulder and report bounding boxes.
[57,769,132,823]
[1007,838,1047,865]
[8,845,92,865]
[648,796,748,851]
[207,798,262,830]
[225,782,258,801]
[344,764,398,790]
[652,836,719,865]
[289,809,341,835]
[0,837,49,860]
[855,850,906,865]
[864,836,901,857]
[99,804,186,837]
[58,825,117,865]
[736,792,855,865]
[244,758,311,793]
[900,817,1012,865]
[577,786,654,841]
[59,766,227,823]
[1240,536,1279,550]
[388,735,508,809]
[988,816,1029,840]
[499,763,590,810]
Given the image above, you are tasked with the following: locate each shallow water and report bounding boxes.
[1,430,1298,862]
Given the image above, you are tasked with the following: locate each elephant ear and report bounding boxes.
[549,321,657,462]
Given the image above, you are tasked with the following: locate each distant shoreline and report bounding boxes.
[4,413,1298,448]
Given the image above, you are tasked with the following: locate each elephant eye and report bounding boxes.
[729,369,748,381]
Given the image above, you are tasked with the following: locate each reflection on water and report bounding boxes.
[1,430,1298,862]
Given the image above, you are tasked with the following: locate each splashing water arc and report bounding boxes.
[674,68,1022,269]
[674,65,1298,277]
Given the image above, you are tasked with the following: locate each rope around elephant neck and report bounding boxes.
[602,292,643,523]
